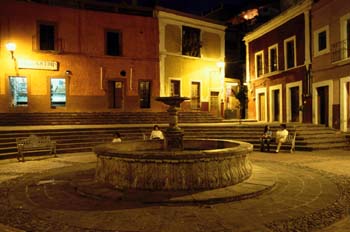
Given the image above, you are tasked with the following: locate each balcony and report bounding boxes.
[32,35,63,53]
[331,39,350,63]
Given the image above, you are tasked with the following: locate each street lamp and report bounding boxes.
[6,42,16,59]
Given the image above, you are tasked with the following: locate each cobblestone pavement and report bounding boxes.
[0,150,349,232]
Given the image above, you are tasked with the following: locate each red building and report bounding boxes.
[0,0,160,112]
[243,0,312,123]
[312,0,350,132]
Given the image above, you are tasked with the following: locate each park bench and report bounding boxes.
[16,135,57,162]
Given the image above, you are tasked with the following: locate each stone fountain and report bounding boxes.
[94,96,253,191]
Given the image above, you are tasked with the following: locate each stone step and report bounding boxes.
[0,123,348,160]
[0,112,222,125]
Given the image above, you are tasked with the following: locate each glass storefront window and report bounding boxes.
[50,78,66,107]
[9,76,28,106]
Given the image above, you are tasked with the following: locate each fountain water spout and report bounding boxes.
[156,96,190,150]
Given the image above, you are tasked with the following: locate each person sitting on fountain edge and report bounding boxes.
[150,125,164,140]
[112,131,122,143]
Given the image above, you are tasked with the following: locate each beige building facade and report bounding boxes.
[156,8,226,116]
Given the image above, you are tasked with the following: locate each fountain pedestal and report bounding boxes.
[156,96,189,151]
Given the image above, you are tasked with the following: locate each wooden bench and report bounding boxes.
[16,135,57,162]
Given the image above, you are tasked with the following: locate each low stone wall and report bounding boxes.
[94,139,253,191]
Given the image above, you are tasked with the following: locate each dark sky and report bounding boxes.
[102,0,278,16]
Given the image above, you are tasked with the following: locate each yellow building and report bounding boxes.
[156,8,226,116]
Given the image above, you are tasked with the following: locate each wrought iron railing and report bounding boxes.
[32,35,63,53]
[331,39,350,62]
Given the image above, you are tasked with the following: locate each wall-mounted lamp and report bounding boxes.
[216,61,225,74]
[216,61,225,69]
[6,42,16,59]
[65,70,72,75]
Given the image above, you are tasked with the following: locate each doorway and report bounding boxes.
[210,91,220,117]
[272,89,280,122]
[108,80,124,109]
[170,80,180,96]
[139,80,151,109]
[290,86,299,122]
[347,82,350,130]
[258,93,266,121]
[191,82,200,110]
[317,86,329,126]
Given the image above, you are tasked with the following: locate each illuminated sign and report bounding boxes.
[18,59,58,71]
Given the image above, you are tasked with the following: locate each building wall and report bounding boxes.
[157,10,226,114]
[312,0,350,131]
[244,0,312,123]
[248,14,306,76]
[0,0,160,112]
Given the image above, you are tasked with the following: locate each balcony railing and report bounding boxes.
[32,35,63,53]
[331,39,350,62]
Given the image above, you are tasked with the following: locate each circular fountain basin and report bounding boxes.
[94,139,253,191]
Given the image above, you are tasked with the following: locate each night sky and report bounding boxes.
[101,0,279,16]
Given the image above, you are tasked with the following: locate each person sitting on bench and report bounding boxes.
[275,124,288,153]
[260,125,272,152]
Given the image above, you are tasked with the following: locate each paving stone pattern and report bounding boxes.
[0,151,350,232]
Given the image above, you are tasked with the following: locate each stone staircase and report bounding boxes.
[183,123,349,152]
[0,112,222,125]
[0,123,348,160]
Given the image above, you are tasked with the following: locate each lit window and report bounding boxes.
[9,76,28,106]
[38,22,56,51]
[255,50,264,77]
[314,25,329,57]
[106,30,121,56]
[268,44,278,72]
[50,78,66,107]
[182,26,201,57]
[284,36,296,69]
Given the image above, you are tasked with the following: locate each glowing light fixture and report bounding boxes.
[216,61,225,68]
[6,42,16,59]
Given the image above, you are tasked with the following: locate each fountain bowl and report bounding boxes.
[94,139,253,191]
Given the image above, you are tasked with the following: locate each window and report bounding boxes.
[50,78,66,107]
[182,26,201,57]
[313,25,329,56]
[106,30,121,56]
[170,80,181,96]
[340,14,350,60]
[39,22,56,51]
[268,44,278,72]
[284,36,296,69]
[255,50,264,78]
[139,80,151,108]
[9,76,28,106]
